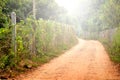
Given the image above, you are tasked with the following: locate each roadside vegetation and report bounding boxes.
[0,0,77,78]
[0,17,77,78]
[104,28,120,63]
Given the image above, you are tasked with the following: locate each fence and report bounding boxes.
[81,27,118,41]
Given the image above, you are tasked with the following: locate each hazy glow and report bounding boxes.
[55,0,79,13]
[55,0,91,15]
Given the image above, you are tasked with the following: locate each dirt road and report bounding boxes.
[15,39,120,80]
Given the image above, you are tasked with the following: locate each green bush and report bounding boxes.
[0,53,16,69]
[108,28,120,62]
[100,28,120,63]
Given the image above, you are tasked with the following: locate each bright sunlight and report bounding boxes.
[55,0,92,15]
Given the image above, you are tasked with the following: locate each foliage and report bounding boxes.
[0,27,11,56]
[80,0,120,33]
[0,0,8,28]
[107,28,120,62]
[16,18,77,59]
[0,17,77,77]
[0,53,16,69]
[3,0,67,22]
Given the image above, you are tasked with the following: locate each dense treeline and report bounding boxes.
[80,0,120,32]
[1,0,73,24]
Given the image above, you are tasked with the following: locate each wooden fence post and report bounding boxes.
[11,12,17,53]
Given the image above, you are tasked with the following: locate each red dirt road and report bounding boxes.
[15,39,120,80]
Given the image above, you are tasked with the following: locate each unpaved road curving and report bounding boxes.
[15,39,120,80]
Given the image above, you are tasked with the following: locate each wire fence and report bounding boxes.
[81,27,119,41]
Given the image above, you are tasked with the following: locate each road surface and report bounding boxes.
[15,39,120,80]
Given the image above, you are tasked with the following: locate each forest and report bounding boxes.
[0,0,120,79]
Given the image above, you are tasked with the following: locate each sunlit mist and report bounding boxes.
[55,0,92,16]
